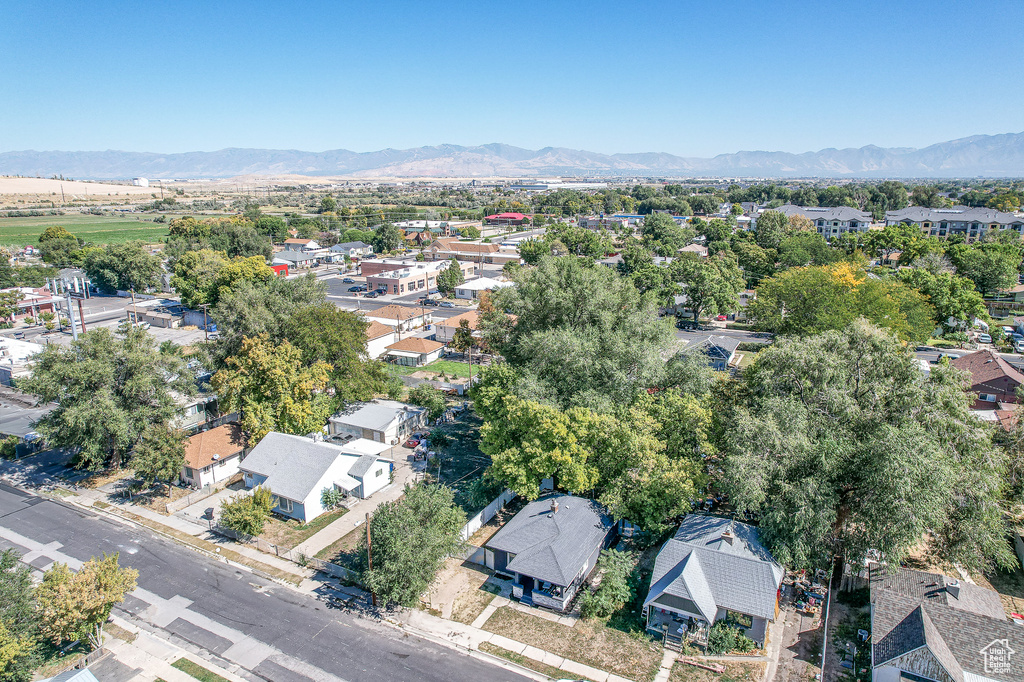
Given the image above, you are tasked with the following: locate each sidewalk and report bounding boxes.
[294,459,420,557]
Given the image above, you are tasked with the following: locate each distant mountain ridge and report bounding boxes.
[3,133,1024,179]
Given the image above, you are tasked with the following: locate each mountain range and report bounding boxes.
[3,133,1024,179]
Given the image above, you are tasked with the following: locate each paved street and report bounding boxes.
[0,483,530,682]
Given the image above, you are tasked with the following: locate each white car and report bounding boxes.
[977,333,992,343]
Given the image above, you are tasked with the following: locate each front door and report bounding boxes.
[520,576,534,592]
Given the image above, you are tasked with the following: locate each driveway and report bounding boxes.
[175,482,248,526]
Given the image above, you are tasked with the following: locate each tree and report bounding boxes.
[518,238,552,265]
[580,549,635,619]
[371,224,403,253]
[319,196,337,214]
[36,554,138,648]
[449,319,476,354]
[131,424,186,488]
[22,328,194,470]
[0,292,22,325]
[83,241,163,294]
[407,384,447,421]
[39,237,84,267]
[212,335,332,441]
[0,550,39,681]
[358,484,466,607]
[170,249,228,308]
[777,232,840,268]
[675,254,744,323]
[754,210,789,250]
[722,320,1015,572]
[284,304,386,402]
[865,223,920,260]
[38,226,76,243]
[951,245,1020,296]
[213,255,275,301]
[641,213,693,256]
[219,486,275,536]
[435,258,465,295]
[460,225,481,239]
[897,268,986,330]
[255,215,288,240]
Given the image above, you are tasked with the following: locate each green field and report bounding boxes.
[0,214,172,246]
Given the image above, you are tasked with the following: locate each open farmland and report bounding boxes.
[0,214,171,246]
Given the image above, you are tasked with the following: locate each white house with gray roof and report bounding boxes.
[485,494,618,612]
[238,432,393,522]
[328,400,427,445]
[643,516,784,648]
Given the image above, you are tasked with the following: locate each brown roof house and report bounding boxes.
[363,304,430,332]
[180,423,246,489]
[384,337,445,367]
[950,350,1024,408]
[871,566,1024,682]
[365,320,397,359]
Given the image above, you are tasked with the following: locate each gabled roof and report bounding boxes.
[364,320,395,341]
[273,250,315,263]
[950,349,1024,388]
[330,400,426,432]
[366,304,422,321]
[184,423,245,470]
[239,432,359,502]
[680,335,740,362]
[386,337,444,354]
[644,516,784,621]
[486,494,614,586]
[775,204,872,222]
[871,567,1024,681]
[331,241,371,251]
[437,310,480,330]
[283,238,316,245]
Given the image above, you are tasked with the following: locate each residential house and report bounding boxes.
[598,254,624,268]
[328,399,427,444]
[281,238,324,253]
[994,283,1024,305]
[41,668,101,682]
[485,494,618,612]
[180,423,246,489]
[363,304,430,332]
[735,290,756,322]
[680,335,740,371]
[881,250,902,267]
[454,277,513,300]
[422,239,522,265]
[0,386,53,457]
[365,320,397,359]
[773,205,873,239]
[173,393,219,434]
[887,205,1024,241]
[680,244,709,258]
[329,241,373,258]
[272,250,317,269]
[239,432,394,522]
[435,310,480,344]
[871,566,1024,682]
[484,212,530,226]
[579,216,630,231]
[384,337,445,367]
[643,516,784,648]
[950,350,1023,407]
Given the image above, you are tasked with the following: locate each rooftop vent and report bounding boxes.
[550,499,559,514]
[947,580,961,599]
[213,453,220,460]
[721,529,735,544]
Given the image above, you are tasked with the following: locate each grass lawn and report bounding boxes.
[481,606,663,682]
[388,358,477,379]
[315,524,364,567]
[478,642,597,682]
[260,507,348,551]
[734,351,758,369]
[669,660,767,682]
[0,214,171,245]
[926,337,958,349]
[171,658,231,682]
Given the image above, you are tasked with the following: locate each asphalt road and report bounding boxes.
[0,483,529,682]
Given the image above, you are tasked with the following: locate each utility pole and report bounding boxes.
[77,299,86,334]
[365,512,377,607]
[200,304,209,341]
[65,292,78,340]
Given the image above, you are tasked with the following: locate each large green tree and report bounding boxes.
[371,224,404,253]
[358,484,466,607]
[435,258,465,295]
[0,550,39,682]
[753,210,789,250]
[722,320,1014,572]
[131,425,187,488]
[36,554,138,648]
[83,241,163,294]
[22,328,194,470]
[170,249,228,308]
[675,253,745,323]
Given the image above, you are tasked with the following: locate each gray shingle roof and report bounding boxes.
[774,204,872,222]
[331,400,425,432]
[273,250,315,263]
[680,335,740,362]
[887,205,1023,225]
[0,403,52,438]
[871,567,1024,682]
[485,494,614,587]
[348,453,378,479]
[331,241,371,251]
[240,432,358,501]
[644,516,784,621]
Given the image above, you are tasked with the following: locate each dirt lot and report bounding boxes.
[670,660,765,682]
[315,523,364,566]
[482,605,663,682]
[260,508,348,551]
[426,558,496,622]
[772,599,824,682]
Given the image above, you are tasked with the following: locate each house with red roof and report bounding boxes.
[949,349,1024,408]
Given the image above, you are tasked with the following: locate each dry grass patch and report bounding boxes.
[976,559,1024,619]
[104,622,137,643]
[79,468,134,490]
[450,574,499,625]
[478,642,596,681]
[670,660,766,682]
[259,508,348,550]
[482,606,662,682]
[314,523,364,566]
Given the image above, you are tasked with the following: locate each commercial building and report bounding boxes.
[422,239,521,265]
[363,260,477,296]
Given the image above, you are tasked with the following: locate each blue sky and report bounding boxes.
[2,0,1022,156]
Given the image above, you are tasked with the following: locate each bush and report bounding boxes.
[428,428,451,447]
[734,633,756,653]
[580,549,636,619]
[836,587,870,608]
[321,487,343,510]
[706,622,737,655]
[219,486,275,536]
[407,384,447,420]
[0,435,19,459]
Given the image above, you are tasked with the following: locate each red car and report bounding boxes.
[404,438,420,448]
[716,314,727,321]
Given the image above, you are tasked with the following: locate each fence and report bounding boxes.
[460,488,514,542]
[165,485,214,513]
[209,523,358,581]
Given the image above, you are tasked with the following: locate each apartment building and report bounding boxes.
[773,205,873,238]
[886,206,1024,241]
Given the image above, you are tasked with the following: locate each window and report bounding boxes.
[184,467,195,478]
[979,393,997,402]
[375,468,383,477]
[278,497,293,513]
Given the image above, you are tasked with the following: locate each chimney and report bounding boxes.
[550,499,559,514]
[947,580,961,600]
[721,529,734,544]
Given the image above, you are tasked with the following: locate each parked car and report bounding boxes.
[342,277,355,283]
[439,301,455,308]
[374,288,388,295]
[978,333,992,343]
[404,438,420,448]
[716,314,727,321]
[420,298,438,306]
[1012,333,1024,343]
[365,291,379,298]
[347,285,363,292]
[1002,326,1016,335]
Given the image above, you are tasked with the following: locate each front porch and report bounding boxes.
[646,607,709,650]
[510,572,583,613]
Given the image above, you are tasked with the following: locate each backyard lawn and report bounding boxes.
[0,213,173,245]
[428,409,499,515]
[260,508,348,550]
[387,358,477,378]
